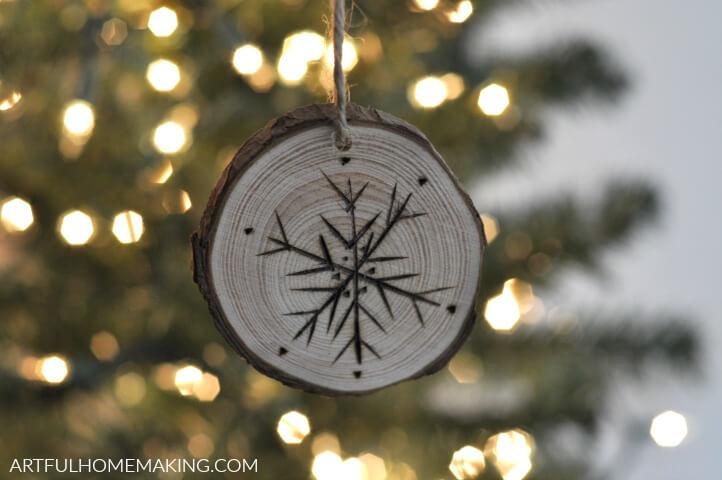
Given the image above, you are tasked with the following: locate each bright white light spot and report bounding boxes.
[1,196,34,232]
[277,411,311,444]
[146,59,181,92]
[194,372,221,402]
[485,429,534,480]
[413,0,439,11]
[312,451,344,480]
[174,365,203,396]
[449,445,485,479]
[278,54,308,85]
[148,7,178,37]
[283,31,326,63]
[153,121,186,154]
[478,83,510,116]
[232,44,264,75]
[180,190,192,212]
[112,210,144,244]
[324,39,358,72]
[341,458,364,480]
[485,280,521,331]
[62,100,95,136]
[0,91,22,111]
[448,1,473,23]
[358,453,386,480]
[59,210,94,246]
[39,355,69,384]
[411,76,448,108]
[650,410,688,447]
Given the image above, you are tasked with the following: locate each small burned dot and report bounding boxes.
[447,305,457,314]
[353,370,362,378]
[278,347,288,356]
[359,286,367,294]
[244,227,254,235]
[339,156,351,165]
[342,256,349,262]
[343,290,351,298]
[367,267,376,275]
[332,272,341,280]
[418,176,428,186]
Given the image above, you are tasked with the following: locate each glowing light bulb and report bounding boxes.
[650,411,688,447]
[38,355,69,384]
[62,100,95,136]
[153,121,186,154]
[58,210,94,246]
[0,91,22,111]
[449,445,485,480]
[324,39,358,72]
[232,44,264,75]
[174,365,203,396]
[311,451,344,480]
[111,210,144,244]
[146,59,181,92]
[277,411,311,444]
[1,196,34,232]
[478,83,510,116]
[448,1,473,23]
[147,6,178,37]
[410,76,448,108]
[484,280,521,332]
[413,0,439,11]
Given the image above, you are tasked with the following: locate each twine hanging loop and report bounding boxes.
[331,0,352,150]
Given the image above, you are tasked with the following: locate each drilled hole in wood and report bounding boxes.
[447,305,456,314]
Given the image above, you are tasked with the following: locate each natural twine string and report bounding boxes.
[331,0,352,150]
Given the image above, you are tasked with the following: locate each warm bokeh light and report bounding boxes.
[101,18,128,46]
[146,59,181,92]
[480,214,499,243]
[0,90,22,111]
[448,351,482,384]
[358,453,386,480]
[410,76,448,108]
[62,100,95,136]
[90,331,119,361]
[278,54,309,85]
[180,190,192,212]
[324,38,358,72]
[1,196,34,232]
[650,410,688,447]
[153,121,187,154]
[284,31,326,63]
[114,372,146,407]
[447,1,473,23]
[232,44,264,75]
[38,355,70,384]
[194,372,221,402]
[277,411,311,444]
[449,445,485,479]
[174,365,203,396]
[311,432,341,456]
[478,83,510,116]
[441,73,465,100]
[147,6,178,37]
[312,451,344,480]
[151,160,174,184]
[484,280,521,331]
[188,433,215,458]
[341,458,364,480]
[111,210,144,244]
[485,429,534,480]
[413,0,439,11]
[58,210,95,246]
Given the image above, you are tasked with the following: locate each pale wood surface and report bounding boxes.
[192,104,484,395]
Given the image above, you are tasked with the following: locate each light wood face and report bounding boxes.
[206,117,482,394]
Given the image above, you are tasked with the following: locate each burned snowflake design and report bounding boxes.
[259,172,453,367]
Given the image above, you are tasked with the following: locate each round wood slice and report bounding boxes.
[192,103,485,395]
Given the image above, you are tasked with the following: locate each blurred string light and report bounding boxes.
[277,54,308,86]
[0,90,22,111]
[111,210,144,244]
[173,364,220,401]
[449,445,485,479]
[275,31,325,86]
[311,432,341,455]
[276,411,311,444]
[90,331,119,361]
[151,160,174,184]
[650,410,688,447]
[100,18,128,46]
[161,189,192,214]
[478,83,510,116]
[147,6,178,37]
[311,452,344,480]
[358,453,386,479]
[146,59,181,92]
[62,100,95,137]
[485,279,541,331]
[114,372,146,407]
[58,210,95,246]
[441,73,465,100]
[413,0,439,11]
[38,355,70,384]
[480,214,499,243]
[448,351,482,384]
[1,196,34,232]
[232,44,264,75]
[323,37,358,72]
[410,76,447,109]
[485,429,534,480]
[447,0,474,23]
[153,121,187,154]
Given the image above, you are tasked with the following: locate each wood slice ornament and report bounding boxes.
[192,104,485,395]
